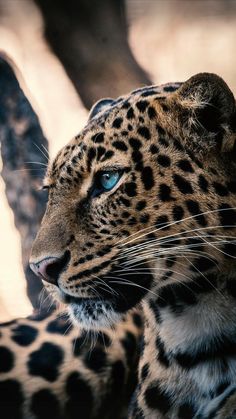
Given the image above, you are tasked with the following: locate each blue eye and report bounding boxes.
[100,171,120,190]
[91,170,123,197]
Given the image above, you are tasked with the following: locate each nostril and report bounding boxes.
[30,251,71,286]
[46,251,70,284]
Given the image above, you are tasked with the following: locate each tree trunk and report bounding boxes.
[36,0,151,109]
[0,56,50,311]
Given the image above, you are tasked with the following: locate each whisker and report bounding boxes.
[108,271,196,300]
[117,207,236,246]
[62,322,73,336]
[113,265,191,282]
[183,255,226,301]
[119,248,217,271]
[94,282,116,297]
[11,168,46,173]
[121,240,230,263]
[93,275,119,297]
[99,330,108,353]
[88,282,103,301]
[72,336,78,355]
[117,240,227,266]
[24,161,48,167]
[121,232,234,257]
[38,287,47,312]
[119,227,236,257]
[195,231,236,260]
[41,143,50,157]
[33,142,49,162]
[105,274,162,300]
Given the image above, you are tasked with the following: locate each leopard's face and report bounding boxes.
[30,73,236,329]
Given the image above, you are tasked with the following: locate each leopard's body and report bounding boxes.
[0,307,142,418]
[2,73,236,418]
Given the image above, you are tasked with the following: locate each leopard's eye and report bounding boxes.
[91,170,123,197]
[100,171,120,190]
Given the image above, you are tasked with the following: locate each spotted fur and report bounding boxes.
[29,73,236,418]
[0,307,142,418]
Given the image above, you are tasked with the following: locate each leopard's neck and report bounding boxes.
[133,270,236,418]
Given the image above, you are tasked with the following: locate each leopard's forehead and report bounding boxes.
[46,82,181,185]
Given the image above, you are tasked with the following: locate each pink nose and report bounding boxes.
[30,251,70,285]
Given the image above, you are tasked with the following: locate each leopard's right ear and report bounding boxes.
[88,98,115,120]
[171,73,236,154]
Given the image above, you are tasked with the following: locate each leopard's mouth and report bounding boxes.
[54,263,153,328]
[57,287,115,306]
[61,293,104,305]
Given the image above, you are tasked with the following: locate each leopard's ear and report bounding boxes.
[172,73,236,154]
[88,98,115,120]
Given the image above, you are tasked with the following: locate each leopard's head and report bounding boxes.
[30,73,236,329]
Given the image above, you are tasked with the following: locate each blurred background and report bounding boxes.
[1,0,236,321]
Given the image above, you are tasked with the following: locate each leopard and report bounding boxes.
[0,305,142,418]
[29,72,236,418]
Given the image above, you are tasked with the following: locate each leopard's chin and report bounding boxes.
[49,287,124,329]
[67,298,122,330]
